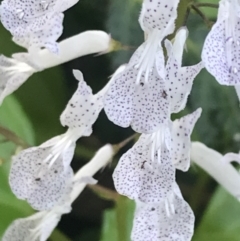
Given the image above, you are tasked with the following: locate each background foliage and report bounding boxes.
[0,0,240,240]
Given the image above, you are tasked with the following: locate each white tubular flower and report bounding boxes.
[113,108,201,203]
[0,0,78,52]
[202,0,240,85]
[131,183,194,241]
[104,0,180,134]
[191,142,240,200]
[70,144,115,202]
[165,28,204,113]
[3,144,115,241]
[0,30,111,105]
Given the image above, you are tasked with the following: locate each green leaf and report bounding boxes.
[193,187,240,241]
[107,0,143,69]
[0,95,34,238]
[196,0,218,19]
[100,197,135,241]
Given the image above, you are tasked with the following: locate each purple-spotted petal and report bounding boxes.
[131,184,194,241]
[60,70,103,137]
[9,137,75,210]
[139,0,180,35]
[113,136,175,202]
[12,12,63,53]
[104,65,169,134]
[171,108,202,171]
[202,9,240,86]
[2,204,71,241]
[165,39,203,113]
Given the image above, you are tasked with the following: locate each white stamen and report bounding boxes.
[40,0,49,10]
[35,129,79,179]
[16,9,24,19]
[165,199,171,217]
[135,31,161,84]
[233,67,238,73]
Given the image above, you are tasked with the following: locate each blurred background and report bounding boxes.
[1,0,240,240]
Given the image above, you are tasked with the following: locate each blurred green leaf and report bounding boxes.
[100,197,135,241]
[0,95,34,238]
[196,0,218,19]
[193,187,240,241]
[107,0,143,68]
[14,68,68,144]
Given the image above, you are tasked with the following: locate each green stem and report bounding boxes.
[88,184,119,201]
[195,3,219,8]
[0,125,30,149]
[191,4,214,28]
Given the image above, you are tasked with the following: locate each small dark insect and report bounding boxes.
[162,90,167,99]
[140,82,144,87]
[141,161,147,169]
[35,178,41,181]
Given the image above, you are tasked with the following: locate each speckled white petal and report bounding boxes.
[12,12,63,53]
[113,137,175,203]
[131,68,169,133]
[104,66,169,133]
[0,55,35,105]
[60,70,103,137]
[131,185,194,241]
[165,39,203,113]
[9,138,75,210]
[2,205,71,241]
[104,66,135,128]
[202,5,240,86]
[0,0,75,27]
[171,108,202,171]
[2,212,49,241]
[139,0,180,35]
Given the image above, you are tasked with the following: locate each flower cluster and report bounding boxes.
[2,0,240,240]
[104,0,203,240]
[8,66,123,210]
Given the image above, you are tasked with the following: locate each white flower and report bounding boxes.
[131,183,195,241]
[104,26,202,134]
[9,133,75,210]
[191,142,240,200]
[113,108,202,203]
[104,0,181,134]
[202,0,240,85]
[0,0,78,52]
[3,144,115,241]
[9,67,123,210]
[0,30,111,105]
